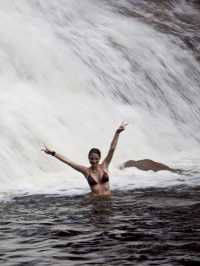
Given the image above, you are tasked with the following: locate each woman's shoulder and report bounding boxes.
[99,163,109,173]
[82,167,91,177]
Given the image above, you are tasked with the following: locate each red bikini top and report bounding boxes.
[87,171,109,187]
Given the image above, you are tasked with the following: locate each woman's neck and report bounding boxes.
[91,165,99,171]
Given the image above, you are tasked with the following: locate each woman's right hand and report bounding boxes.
[41,144,55,156]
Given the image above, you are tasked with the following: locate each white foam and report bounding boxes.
[0,0,200,201]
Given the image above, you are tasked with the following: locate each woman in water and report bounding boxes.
[42,122,127,196]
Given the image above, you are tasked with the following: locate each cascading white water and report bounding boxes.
[0,0,200,199]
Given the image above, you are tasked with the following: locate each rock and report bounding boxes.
[119,159,180,172]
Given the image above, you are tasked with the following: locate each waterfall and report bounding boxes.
[0,0,200,198]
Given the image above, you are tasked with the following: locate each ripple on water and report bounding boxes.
[0,186,200,265]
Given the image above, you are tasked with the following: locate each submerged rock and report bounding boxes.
[119,159,180,173]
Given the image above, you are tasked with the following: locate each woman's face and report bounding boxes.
[89,152,100,166]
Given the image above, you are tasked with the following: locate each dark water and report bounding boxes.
[1,0,200,265]
[1,185,200,266]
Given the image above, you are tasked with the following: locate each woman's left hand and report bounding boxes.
[116,121,128,134]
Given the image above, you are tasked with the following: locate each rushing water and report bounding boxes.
[0,0,200,265]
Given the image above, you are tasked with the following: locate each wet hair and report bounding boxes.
[88,148,101,158]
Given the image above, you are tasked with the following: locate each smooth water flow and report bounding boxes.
[0,0,200,200]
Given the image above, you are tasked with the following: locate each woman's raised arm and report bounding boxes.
[41,145,88,176]
[102,122,127,169]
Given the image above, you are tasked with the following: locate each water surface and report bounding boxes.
[1,185,200,266]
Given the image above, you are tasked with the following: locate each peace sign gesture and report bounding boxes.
[116,121,128,134]
[41,144,55,156]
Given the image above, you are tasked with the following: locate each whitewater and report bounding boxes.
[0,0,200,201]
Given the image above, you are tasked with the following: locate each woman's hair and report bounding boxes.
[88,148,101,158]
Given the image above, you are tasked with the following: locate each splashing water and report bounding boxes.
[0,0,200,200]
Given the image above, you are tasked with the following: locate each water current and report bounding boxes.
[0,0,200,265]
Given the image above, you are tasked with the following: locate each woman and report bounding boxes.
[41,122,127,196]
